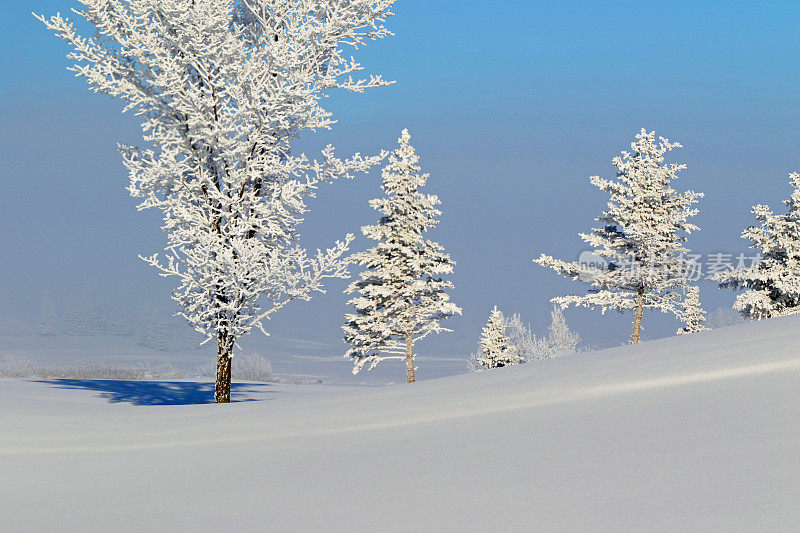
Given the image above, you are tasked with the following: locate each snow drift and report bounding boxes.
[1,315,798,531]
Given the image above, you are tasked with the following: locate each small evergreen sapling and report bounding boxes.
[676,286,709,335]
[535,129,703,344]
[473,306,522,370]
[344,130,461,382]
[713,172,800,319]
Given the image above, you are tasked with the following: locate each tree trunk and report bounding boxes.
[630,288,645,344]
[215,333,232,403]
[405,332,415,383]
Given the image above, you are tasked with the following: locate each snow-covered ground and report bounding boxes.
[2,316,799,531]
[0,333,466,384]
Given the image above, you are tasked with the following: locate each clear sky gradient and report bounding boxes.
[2,1,798,368]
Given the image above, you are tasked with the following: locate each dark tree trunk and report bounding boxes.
[215,332,233,403]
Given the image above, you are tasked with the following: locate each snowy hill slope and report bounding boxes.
[1,316,799,531]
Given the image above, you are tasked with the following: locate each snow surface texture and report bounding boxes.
[2,316,799,531]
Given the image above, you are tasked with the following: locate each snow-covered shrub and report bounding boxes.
[231,353,275,382]
[201,352,276,383]
[466,352,482,373]
[52,364,186,380]
[484,307,583,365]
[504,313,536,361]
[0,355,36,377]
[0,356,187,380]
[468,306,584,371]
[528,306,582,360]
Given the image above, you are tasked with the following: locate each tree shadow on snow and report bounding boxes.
[38,379,276,406]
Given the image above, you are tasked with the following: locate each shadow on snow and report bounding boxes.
[37,379,276,406]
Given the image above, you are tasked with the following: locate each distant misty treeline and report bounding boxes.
[0,292,203,351]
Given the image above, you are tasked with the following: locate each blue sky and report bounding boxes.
[2,1,799,367]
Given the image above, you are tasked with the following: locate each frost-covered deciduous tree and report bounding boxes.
[713,172,800,320]
[676,285,709,335]
[490,307,582,365]
[534,129,703,344]
[530,306,581,360]
[472,306,522,370]
[37,0,395,402]
[38,292,57,336]
[504,313,535,361]
[344,130,461,382]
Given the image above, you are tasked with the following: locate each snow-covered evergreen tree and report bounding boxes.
[473,306,522,370]
[495,308,582,364]
[713,172,800,320]
[534,129,703,344]
[530,306,581,360]
[676,285,709,335]
[38,292,57,336]
[37,0,395,402]
[344,130,461,382]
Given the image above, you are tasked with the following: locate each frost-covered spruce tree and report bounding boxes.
[38,292,57,336]
[713,172,800,319]
[344,130,461,382]
[474,306,522,370]
[37,0,395,402]
[534,129,703,344]
[676,285,709,335]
